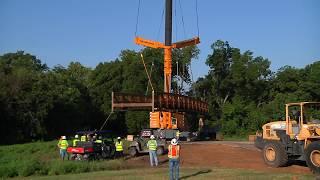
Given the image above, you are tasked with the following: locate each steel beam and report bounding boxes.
[112,92,208,113]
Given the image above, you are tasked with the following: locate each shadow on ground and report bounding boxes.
[179,169,212,179]
[287,160,308,167]
[159,159,169,165]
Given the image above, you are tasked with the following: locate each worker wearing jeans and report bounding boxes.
[147,135,158,166]
[168,138,180,180]
[57,136,69,160]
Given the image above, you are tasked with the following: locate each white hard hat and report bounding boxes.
[75,135,79,138]
[150,135,155,139]
[171,138,178,145]
[117,137,121,140]
[62,136,66,140]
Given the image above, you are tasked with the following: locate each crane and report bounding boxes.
[134,0,200,132]
[111,0,207,140]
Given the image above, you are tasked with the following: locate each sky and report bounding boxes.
[0,0,319,79]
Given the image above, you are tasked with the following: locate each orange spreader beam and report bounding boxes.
[135,36,200,93]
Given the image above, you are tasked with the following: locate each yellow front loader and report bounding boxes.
[255,102,320,174]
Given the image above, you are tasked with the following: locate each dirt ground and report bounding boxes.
[126,141,311,174]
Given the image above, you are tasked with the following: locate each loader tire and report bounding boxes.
[305,141,320,174]
[129,147,138,157]
[263,141,288,167]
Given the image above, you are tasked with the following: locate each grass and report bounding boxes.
[0,140,130,178]
[1,140,315,179]
[22,167,315,180]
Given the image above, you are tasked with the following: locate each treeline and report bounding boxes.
[0,46,198,144]
[192,40,320,136]
[0,40,319,144]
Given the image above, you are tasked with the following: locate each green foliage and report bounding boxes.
[0,42,319,142]
[193,40,320,136]
[0,141,128,178]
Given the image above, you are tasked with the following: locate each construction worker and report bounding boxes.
[57,136,69,160]
[73,135,80,147]
[95,136,103,144]
[114,137,123,158]
[168,138,180,180]
[147,135,158,167]
[176,130,181,140]
[80,134,86,142]
[87,134,92,142]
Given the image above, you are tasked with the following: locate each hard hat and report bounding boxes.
[171,138,178,145]
[62,136,66,140]
[75,135,79,138]
[150,135,155,139]
[117,137,121,140]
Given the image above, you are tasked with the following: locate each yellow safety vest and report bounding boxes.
[58,140,69,150]
[168,144,180,159]
[147,140,157,151]
[95,139,102,143]
[73,139,80,146]
[80,136,86,141]
[115,141,123,151]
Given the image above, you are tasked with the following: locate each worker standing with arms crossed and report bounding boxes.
[57,136,69,161]
[168,138,180,180]
[114,137,123,158]
[147,135,158,167]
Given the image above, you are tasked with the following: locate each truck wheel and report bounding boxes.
[263,141,288,167]
[305,141,320,174]
[156,147,164,155]
[129,147,138,157]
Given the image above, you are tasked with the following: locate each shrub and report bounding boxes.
[0,164,18,178]
[17,159,43,177]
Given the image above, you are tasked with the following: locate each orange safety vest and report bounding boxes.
[168,145,180,159]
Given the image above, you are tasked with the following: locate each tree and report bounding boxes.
[0,51,48,143]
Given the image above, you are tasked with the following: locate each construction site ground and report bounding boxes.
[126,141,311,175]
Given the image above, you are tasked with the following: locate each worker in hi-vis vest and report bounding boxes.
[175,130,181,140]
[95,136,103,144]
[168,138,180,180]
[57,136,69,160]
[73,134,80,147]
[80,134,86,142]
[114,137,123,158]
[147,135,158,166]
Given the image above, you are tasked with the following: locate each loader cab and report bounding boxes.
[286,102,320,138]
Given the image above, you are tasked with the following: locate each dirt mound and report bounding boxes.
[126,141,310,174]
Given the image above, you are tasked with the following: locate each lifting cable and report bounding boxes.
[156,3,165,41]
[176,60,179,93]
[174,0,178,42]
[195,0,200,37]
[134,0,141,36]
[178,0,187,38]
[99,111,114,131]
[145,61,154,95]
[140,53,154,93]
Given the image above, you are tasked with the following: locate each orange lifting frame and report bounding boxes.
[135,36,200,93]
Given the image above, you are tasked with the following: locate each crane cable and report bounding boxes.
[174,0,178,42]
[178,0,187,38]
[140,53,154,93]
[156,2,165,41]
[134,0,141,36]
[145,61,154,95]
[99,111,114,131]
[196,0,200,37]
